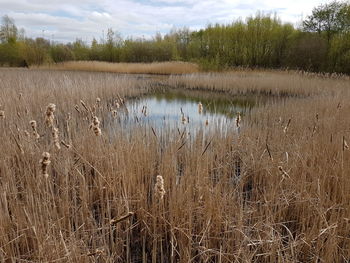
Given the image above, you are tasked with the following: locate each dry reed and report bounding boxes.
[39,61,199,75]
[0,68,349,262]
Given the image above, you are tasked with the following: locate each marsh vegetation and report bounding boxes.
[0,68,349,262]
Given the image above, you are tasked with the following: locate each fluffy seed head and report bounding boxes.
[45,103,56,127]
[90,116,102,136]
[154,175,166,200]
[39,152,51,178]
[52,127,61,150]
[198,102,203,114]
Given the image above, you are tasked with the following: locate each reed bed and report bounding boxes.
[39,61,199,75]
[0,68,349,262]
[164,71,350,97]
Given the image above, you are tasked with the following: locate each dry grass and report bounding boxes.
[38,61,200,75]
[165,71,350,97]
[0,68,349,262]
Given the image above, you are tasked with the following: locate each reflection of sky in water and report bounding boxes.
[128,97,238,134]
[106,92,250,139]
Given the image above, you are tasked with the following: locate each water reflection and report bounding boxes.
[107,90,259,137]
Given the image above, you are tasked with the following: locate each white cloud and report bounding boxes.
[0,0,330,43]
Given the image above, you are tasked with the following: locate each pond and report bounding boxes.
[107,89,262,137]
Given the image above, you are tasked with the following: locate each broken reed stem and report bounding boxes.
[283,118,292,133]
[110,212,134,225]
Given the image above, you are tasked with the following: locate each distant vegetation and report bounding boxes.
[1,1,350,74]
[40,61,199,75]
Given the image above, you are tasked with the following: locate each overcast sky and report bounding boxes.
[0,0,329,43]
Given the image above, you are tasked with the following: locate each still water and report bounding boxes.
[108,90,259,136]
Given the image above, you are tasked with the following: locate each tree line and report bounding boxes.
[1,0,350,73]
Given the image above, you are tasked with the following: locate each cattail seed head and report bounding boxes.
[92,116,100,126]
[181,114,187,124]
[60,140,71,149]
[198,102,203,114]
[39,152,51,178]
[30,120,37,129]
[115,100,120,109]
[0,110,5,119]
[45,103,56,127]
[80,100,89,112]
[141,105,147,116]
[52,127,61,150]
[74,105,80,113]
[154,175,166,200]
[30,120,40,139]
[90,116,102,136]
[236,112,241,128]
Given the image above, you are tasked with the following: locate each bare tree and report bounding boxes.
[0,15,18,43]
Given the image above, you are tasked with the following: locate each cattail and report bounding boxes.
[45,103,56,127]
[60,140,71,149]
[80,100,89,112]
[74,105,80,113]
[154,175,166,200]
[343,136,349,151]
[96,97,101,107]
[205,119,209,126]
[0,110,5,119]
[110,212,134,225]
[52,127,61,150]
[24,130,30,137]
[18,93,23,100]
[141,106,147,116]
[87,249,104,257]
[181,114,187,124]
[115,100,120,109]
[283,118,292,133]
[92,116,100,126]
[236,112,241,128]
[112,110,118,118]
[90,116,102,136]
[30,120,40,139]
[198,102,203,114]
[278,166,290,179]
[39,152,51,178]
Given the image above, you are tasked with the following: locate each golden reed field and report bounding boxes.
[0,67,350,262]
[39,61,200,75]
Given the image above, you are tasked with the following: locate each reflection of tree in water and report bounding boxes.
[147,89,262,118]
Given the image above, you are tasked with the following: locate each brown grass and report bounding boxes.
[0,68,349,262]
[38,61,200,75]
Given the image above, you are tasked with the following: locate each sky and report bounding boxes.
[0,0,330,43]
